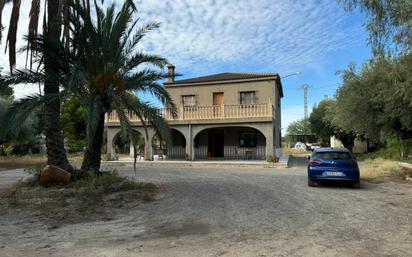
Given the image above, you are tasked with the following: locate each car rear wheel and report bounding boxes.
[308,178,316,187]
[353,180,360,188]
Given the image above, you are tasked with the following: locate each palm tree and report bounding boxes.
[1,0,73,172]
[68,0,175,173]
[1,0,175,173]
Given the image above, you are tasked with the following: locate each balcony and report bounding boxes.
[105,103,275,124]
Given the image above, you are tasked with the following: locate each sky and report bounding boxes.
[0,0,372,134]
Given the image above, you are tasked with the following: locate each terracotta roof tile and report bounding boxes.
[166,72,278,85]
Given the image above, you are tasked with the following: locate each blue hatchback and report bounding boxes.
[307,147,360,188]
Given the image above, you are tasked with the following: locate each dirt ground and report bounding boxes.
[0,164,412,257]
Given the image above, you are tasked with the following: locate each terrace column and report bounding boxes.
[144,128,155,161]
[106,128,118,160]
[129,140,135,158]
[185,124,192,160]
[266,137,274,159]
[264,127,275,159]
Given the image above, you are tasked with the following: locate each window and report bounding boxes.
[182,95,196,107]
[240,91,256,105]
[239,132,257,147]
[315,152,352,160]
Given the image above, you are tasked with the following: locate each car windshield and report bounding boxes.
[315,151,352,160]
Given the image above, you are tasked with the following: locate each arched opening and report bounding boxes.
[112,130,144,160]
[194,126,266,160]
[152,129,186,160]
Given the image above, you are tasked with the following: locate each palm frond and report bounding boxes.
[0,0,7,43]
[120,93,171,146]
[5,0,21,72]
[123,69,175,108]
[113,101,144,150]
[1,69,45,85]
[2,94,43,138]
[123,52,167,73]
[122,22,160,55]
[26,0,41,69]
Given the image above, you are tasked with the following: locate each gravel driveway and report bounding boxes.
[1,164,412,257]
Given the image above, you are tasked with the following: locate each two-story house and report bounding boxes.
[105,64,283,161]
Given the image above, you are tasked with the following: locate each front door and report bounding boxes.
[208,129,224,158]
[213,92,224,117]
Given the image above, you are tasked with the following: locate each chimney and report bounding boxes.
[167,64,175,83]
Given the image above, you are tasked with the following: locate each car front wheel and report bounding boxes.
[353,180,360,188]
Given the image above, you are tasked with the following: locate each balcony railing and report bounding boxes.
[105,103,275,123]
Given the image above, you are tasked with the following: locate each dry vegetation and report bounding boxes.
[0,155,47,169]
[282,147,311,155]
[0,171,158,224]
[0,154,84,169]
[360,158,412,183]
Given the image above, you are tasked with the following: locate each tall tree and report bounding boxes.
[1,0,176,173]
[331,54,412,154]
[309,99,334,146]
[338,0,412,53]
[286,118,311,135]
[1,0,73,171]
[68,0,175,173]
[43,0,72,171]
[0,69,13,98]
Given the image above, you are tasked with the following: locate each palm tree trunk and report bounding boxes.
[81,111,105,174]
[43,0,73,172]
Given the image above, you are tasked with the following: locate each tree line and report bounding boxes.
[0,0,175,174]
[288,0,412,158]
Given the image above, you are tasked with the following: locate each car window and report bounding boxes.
[315,152,351,160]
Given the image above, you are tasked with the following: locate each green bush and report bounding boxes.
[4,145,14,156]
[67,139,85,153]
[355,137,412,161]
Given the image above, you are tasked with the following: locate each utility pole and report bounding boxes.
[299,84,311,118]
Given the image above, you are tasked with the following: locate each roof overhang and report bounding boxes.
[165,75,284,98]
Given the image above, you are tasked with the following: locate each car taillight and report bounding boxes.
[309,159,321,165]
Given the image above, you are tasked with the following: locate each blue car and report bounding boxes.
[307,147,360,188]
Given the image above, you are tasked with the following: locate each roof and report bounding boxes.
[314,147,350,153]
[165,72,283,97]
[169,72,278,84]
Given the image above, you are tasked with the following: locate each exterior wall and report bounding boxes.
[330,136,368,154]
[166,80,276,107]
[353,139,368,154]
[105,77,283,160]
[190,122,275,160]
[193,127,266,160]
[106,121,276,160]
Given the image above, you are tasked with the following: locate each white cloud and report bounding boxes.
[134,0,365,75]
[0,0,365,98]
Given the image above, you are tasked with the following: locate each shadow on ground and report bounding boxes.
[287,155,310,167]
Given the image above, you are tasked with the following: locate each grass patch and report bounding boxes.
[0,154,47,169]
[0,153,84,169]
[360,158,412,183]
[0,171,158,224]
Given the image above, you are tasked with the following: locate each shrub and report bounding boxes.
[266,155,274,162]
[4,145,14,156]
[1,170,158,223]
